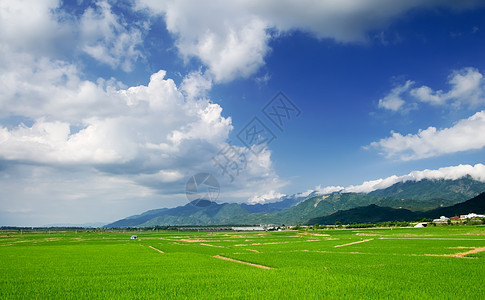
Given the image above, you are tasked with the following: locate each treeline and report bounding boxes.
[296,220,411,230]
[0,226,89,231]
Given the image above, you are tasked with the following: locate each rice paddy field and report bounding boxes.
[1,226,484,299]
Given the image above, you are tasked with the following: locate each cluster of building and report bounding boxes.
[414,212,484,227]
[432,213,485,222]
[232,225,280,231]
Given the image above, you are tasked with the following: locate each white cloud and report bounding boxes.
[410,67,484,107]
[180,70,213,100]
[0,0,72,55]
[378,80,414,111]
[341,163,485,194]
[137,0,484,82]
[0,164,166,226]
[0,0,290,226]
[80,0,145,72]
[378,68,485,112]
[296,185,344,197]
[0,69,232,166]
[303,164,485,196]
[248,190,286,205]
[369,110,485,160]
[316,185,345,195]
[0,0,145,73]
[0,63,286,223]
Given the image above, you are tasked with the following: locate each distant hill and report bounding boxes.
[105,177,485,227]
[240,193,311,213]
[105,200,250,227]
[306,192,485,225]
[422,192,485,219]
[107,208,169,228]
[262,193,383,225]
[306,205,416,225]
[368,176,485,207]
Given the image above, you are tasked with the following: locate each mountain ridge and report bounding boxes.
[105,177,485,227]
[306,192,485,225]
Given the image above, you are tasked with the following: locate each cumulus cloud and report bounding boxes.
[80,0,145,72]
[378,68,485,112]
[0,0,72,55]
[342,163,485,193]
[137,0,484,82]
[378,80,414,111]
[0,62,286,223]
[180,70,213,100]
[0,69,232,167]
[411,67,485,107]
[369,110,485,160]
[0,0,145,73]
[0,0,290,226]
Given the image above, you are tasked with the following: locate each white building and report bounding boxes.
[460,213,485,220]
[232,226,265,231]
[414,222,427,228]
[433,216,450,222]
[232,224,278,231]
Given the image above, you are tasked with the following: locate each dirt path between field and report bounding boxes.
[200,243,224,248]
[213,255,273,269]
[180,239,207,243]
[426,247,485,258]
[334,239,373,248]
[298,232,330,237]
[246,249,260,253]
[149,246,164,253]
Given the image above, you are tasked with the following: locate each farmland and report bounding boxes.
[1,226,484,299]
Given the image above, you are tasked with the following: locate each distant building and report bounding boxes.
[232,224,277,231]
[433,216,450,222]
[414,222,427,228]
[460,213,485,220]
[232,226,264,231]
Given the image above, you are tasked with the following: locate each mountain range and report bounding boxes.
[307,192,485,225]
[105,176,485,227]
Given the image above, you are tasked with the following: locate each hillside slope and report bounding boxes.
[306,192,485,225]
[105,177,485,227]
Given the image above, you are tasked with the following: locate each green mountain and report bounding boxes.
[368,176,485,208]
[105,177,485,227]
[306,205,416,225]
[422,192,485,219]
[306,192,485,225]
[257,193,382,225]
[106,200,251,227]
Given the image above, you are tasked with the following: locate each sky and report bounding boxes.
[1,0,485,226]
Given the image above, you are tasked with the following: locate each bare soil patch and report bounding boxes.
[246,249,260,253]
[334,239,373,248]
[298,232,330,237]
[180,239,207,243]
[213,255,272,269]
[149,246,164,253]
[200,243,224,248]
[426,247,485,258]
[355,233,378,237]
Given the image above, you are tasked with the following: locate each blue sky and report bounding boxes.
[1,0,485,226]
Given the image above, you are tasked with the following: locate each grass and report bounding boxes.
[1,226,484,299]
